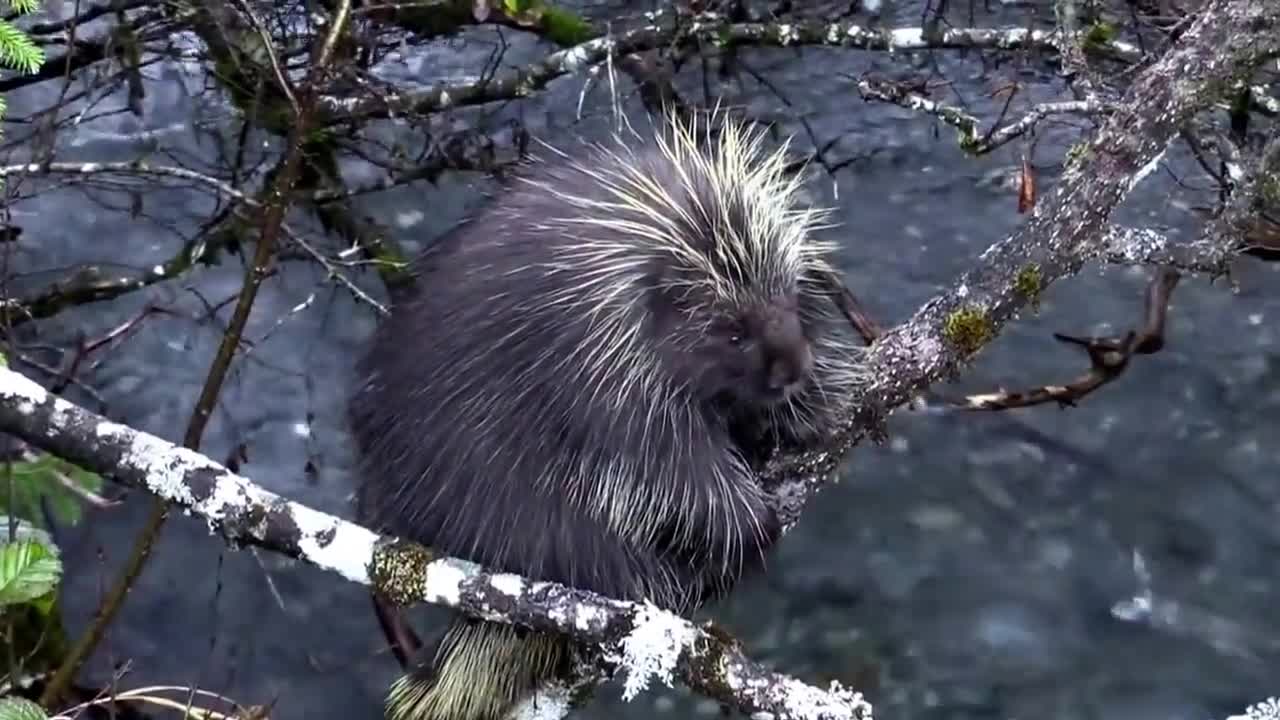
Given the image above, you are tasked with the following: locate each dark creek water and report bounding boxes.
[3,1,1278,719]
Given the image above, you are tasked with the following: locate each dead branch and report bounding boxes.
[0,161,388,321]
[957,267,1180,410]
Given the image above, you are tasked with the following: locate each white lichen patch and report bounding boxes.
[293,505,381,585]
[90,416,205,507]
[424,557,469,606]
[573,603,609,631]
[0,367,50,407]
[1110,227,1169,263]
[561,41,600,72]
[197,470,251,523]
[612,602,697,701]
[887,28,923,48]
[1127,139,1172,193]
[1228,697,1280,720]
[490,572,527,597]
[723,660,873,720]
[996,27,1031,48]
[510,681,575,720]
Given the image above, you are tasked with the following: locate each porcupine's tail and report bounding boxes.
[385,616,578,720]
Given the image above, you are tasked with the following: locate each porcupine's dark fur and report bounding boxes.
[348,108,870,720]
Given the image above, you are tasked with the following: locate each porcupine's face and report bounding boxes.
[653,280,816,410]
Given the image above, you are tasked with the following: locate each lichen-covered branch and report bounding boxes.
[1100,225,1234,272]
[319,15,1142,122]
[758,0,1280,527]
[957,131,1280,409]
[0,367,872,720]
[856,78,1111,154]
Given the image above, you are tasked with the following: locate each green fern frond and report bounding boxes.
[0,19,43,75]
[6,0,42,14]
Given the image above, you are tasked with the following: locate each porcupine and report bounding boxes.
[348,107,870,720]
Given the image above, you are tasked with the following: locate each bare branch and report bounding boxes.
[0,162,388,319]
[956,267,1180,410]
[320,17,1143,121]
[856,78,1111,154]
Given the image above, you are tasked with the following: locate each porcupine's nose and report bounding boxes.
[766,343,813,392]
[763,305,813,395]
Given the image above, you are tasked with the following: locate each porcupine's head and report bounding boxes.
[526,108,843,419]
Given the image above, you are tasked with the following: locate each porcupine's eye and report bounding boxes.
[715,317,748,348]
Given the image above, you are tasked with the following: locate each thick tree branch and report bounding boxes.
[757,0,1279,527]
[950,132,1280,411]
[0,367,873,720]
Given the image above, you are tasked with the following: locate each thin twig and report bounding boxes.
[954,267,1180,410]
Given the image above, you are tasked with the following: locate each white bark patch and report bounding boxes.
[1,368,49,406]
[293,507,379,585]
[491,573,527,597]
[1127,139,1172,192]
[887,27,923,47]
[108,423,205,507]
[1109,227,1170,263]
[574,604,609,631]
[424,558,468,606]
[614,602,698,701]
[1227,697,1280,720]
[509,681,575,720]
